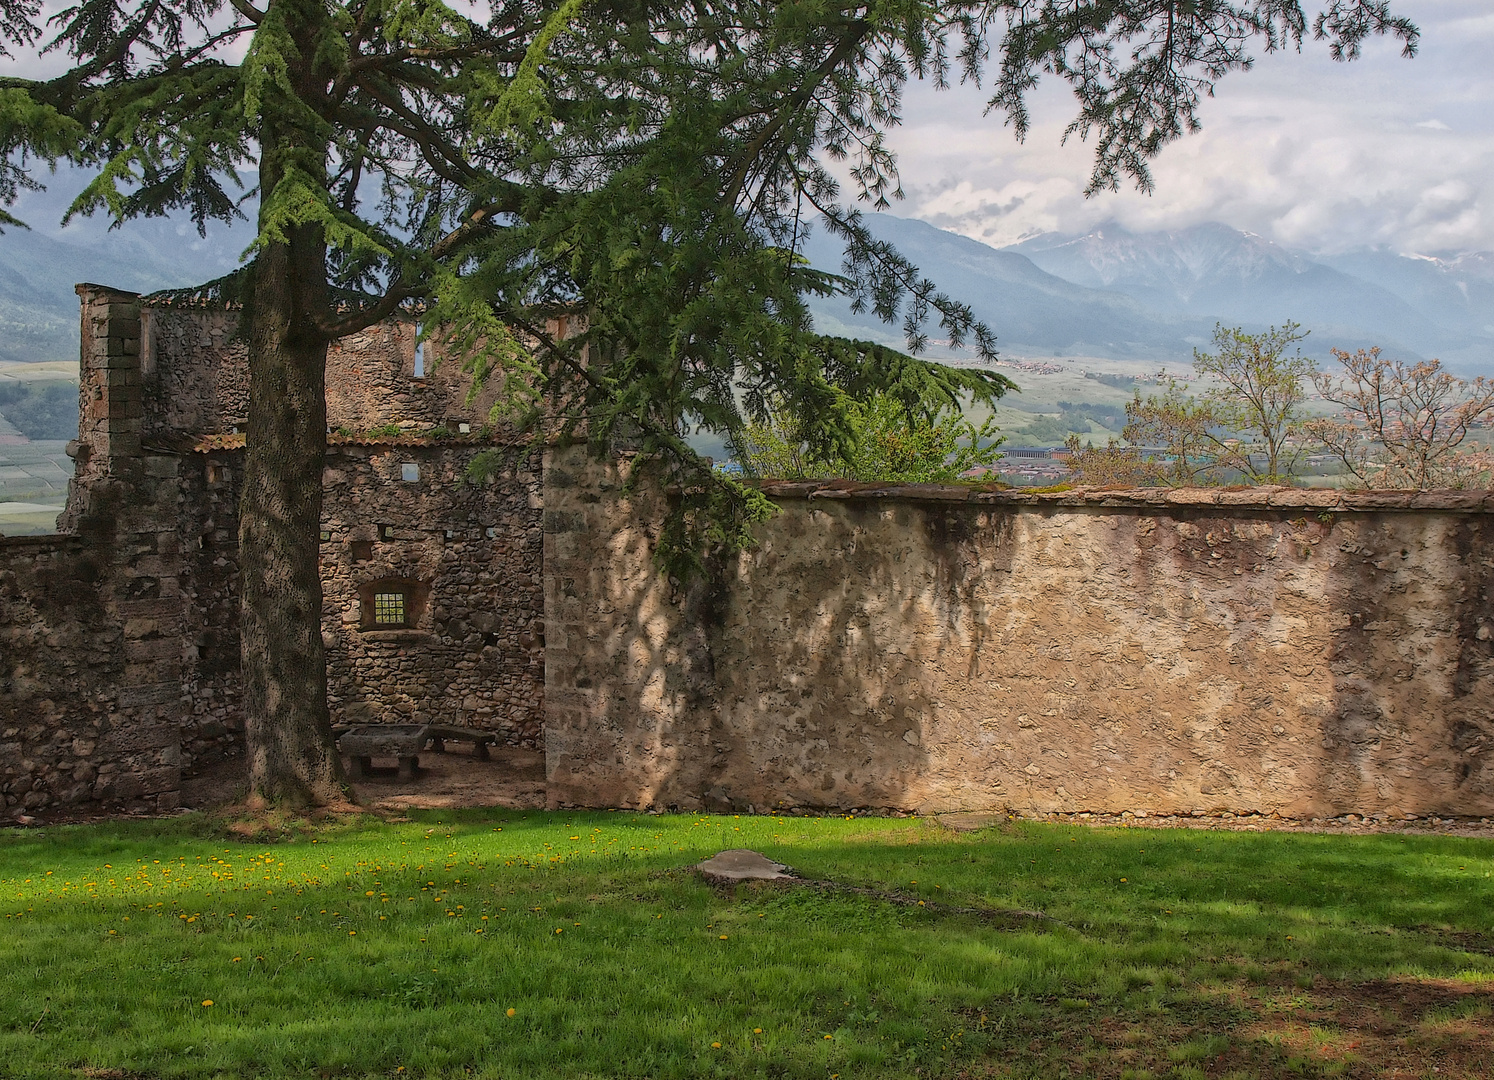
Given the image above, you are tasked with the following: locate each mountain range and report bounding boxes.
[2,177,1492,375]
[803,216,1494,375]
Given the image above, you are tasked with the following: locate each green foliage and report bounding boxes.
[0,0,1418,574]
[1191,322,1317,484]
[1104,324,1318,487]
[0,379,77,439]
[0,810,1489,1078]
[738,390,1002,482]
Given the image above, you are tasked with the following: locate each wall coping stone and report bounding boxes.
[750,479,1494,514]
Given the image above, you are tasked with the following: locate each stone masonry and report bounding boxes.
[4,283,1493,822]
[544,449,1494,819]
[1,286,543,819]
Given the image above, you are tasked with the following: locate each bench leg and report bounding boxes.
[476,742,491,761]
[398,755,419,780]
[430,737,446,753]
[349,756,371,780]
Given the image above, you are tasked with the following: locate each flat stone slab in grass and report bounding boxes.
[696,849,794,884]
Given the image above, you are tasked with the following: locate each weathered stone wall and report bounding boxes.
[1,286,546,819]
[544,447,1494,818]
[141,302,509,436]
[5,288,195,817]
[177,442,546,748]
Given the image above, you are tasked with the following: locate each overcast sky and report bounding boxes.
[881,0,1493,256]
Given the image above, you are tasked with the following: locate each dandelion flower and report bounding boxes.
[202,1000,214,1007]
[824,1034,833,1040]
[711,1043,721,1049]
[719,935,728,940]
[754,1028,762,1034]
[232,957,242,962]
[506,1008,516,1017]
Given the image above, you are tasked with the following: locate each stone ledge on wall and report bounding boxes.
[754,479,1494,514]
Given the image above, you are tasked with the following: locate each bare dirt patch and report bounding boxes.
[349,744,545,812]
[176,745,545,817]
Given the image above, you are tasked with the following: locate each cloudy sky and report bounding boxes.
[9,1,1489,259]
[882,0,1493,256]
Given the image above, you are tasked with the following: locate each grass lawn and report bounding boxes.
[2,810,1491,1080]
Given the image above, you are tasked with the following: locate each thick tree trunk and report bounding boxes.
[240,220,344,806]
[240,4,345,807]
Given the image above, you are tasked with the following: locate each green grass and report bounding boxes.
[2,811,1492,1079]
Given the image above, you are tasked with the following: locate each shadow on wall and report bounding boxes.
[543,445,1494,819]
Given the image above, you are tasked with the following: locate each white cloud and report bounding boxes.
[875,0,1494,255]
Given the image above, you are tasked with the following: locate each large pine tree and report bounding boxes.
[0,0,1416,806]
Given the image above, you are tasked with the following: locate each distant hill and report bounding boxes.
[0,179,250,365]
[3,174,1491,376]
[799,215,1214,361]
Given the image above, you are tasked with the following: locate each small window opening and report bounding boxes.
[377,523,392,541]
[205,463,226,484]
[458,422,471,434]
[141,309,156,375]
[413,322,425,378]
[359,578,428,631]
[401,462,420,483]
[351,540,374,562]
[319,529,332,542]
[372,590,407,627]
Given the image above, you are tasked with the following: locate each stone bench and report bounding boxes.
[334,723,498,779]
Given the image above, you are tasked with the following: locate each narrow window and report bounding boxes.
[413,322,425,377]
[401,462,420,483]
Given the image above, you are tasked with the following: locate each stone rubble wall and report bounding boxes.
[140,302,509,436]
[180,443,545,747]
[544,447,1494,819]
[1,286,545,820]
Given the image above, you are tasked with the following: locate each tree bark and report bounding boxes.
[239,0,345,807]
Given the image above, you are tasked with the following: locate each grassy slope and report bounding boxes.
[1,811,1491,1079]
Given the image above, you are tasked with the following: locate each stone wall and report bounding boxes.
[1,285,546,820]
[179,441,546,747]
[544,447,1494,819]
[141,301,510,437]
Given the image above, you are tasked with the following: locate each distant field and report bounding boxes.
[0,439,70,536]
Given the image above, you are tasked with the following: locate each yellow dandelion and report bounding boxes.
[232,957,242,962]
[349,931,356,936]
[555,927,564,934]
[506,1008,516,1017]
[824,1034,833,1040]
[711,1043,721,1049]
[754,1028,763,1034]
[202,1000,214,1007]
[719,934,728,940]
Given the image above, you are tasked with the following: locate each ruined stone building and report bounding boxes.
[2,285,1492,821]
